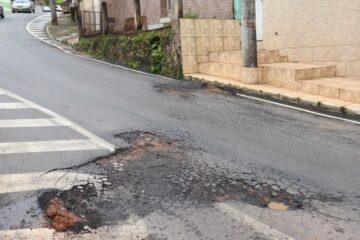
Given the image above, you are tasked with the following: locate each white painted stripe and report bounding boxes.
[0,103,30,109]
[1,88,115,151]
[0,139,104,154]
[0,228,55,239]
[0,171,98,193]
[0,118,70,128]
[27,16,360,127]
[216,203,296,240]
[236,93,360,125]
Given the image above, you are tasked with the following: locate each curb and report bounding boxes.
[27,15,360,125]
[187,75,360,124]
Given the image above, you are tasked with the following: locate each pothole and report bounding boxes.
[154,81,231,98]
[39,131,306,232]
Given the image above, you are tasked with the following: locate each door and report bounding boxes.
[234,0,241,20]
[234,0,263,40]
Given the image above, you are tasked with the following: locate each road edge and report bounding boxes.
[26,14,360,125]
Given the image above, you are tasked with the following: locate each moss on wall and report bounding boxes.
[74,28,182,79]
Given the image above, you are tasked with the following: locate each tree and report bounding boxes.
[241,0,257,67]
[50,0,58,25]
[134,0,141,30]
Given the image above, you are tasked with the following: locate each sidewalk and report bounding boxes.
[47,14,79,45]
[187,74,360,117]
[43,16,360,118]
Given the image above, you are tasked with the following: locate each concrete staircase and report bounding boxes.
[187,49,360,104]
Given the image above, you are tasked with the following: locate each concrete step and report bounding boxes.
[261,63,336,90]
[299,78,360,103]
[198,62,262,84]
[199,62,242,81]
[208,50,288,65]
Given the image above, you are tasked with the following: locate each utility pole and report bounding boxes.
[241,0,257,67]
[172,0,183,77]
[134,0,142,30]
[173,0,183,19]
[50,0,58,25]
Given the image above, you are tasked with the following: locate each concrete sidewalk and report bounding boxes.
[47,14,79,45]
[187,73,360,117]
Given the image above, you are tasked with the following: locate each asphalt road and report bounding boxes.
[0,12,360,240]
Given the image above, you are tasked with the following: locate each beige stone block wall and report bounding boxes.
[262,0,360,79]
[180,19,241,74]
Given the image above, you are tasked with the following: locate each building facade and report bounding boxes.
[261,0,360,79]
[101,0,233,33]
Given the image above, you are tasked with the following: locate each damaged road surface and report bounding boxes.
[2,13,360,240]
[36,131,359,240]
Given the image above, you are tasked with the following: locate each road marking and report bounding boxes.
[215,203,296,240]
[0,171,97,193]
[0,118,70,128]
[0,139,104,154]
[0,228,55,239]
[0,102,30,109]
[27,15,360,126]
[236,93,360,126]
[1,88,115,151]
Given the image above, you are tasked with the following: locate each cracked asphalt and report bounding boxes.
[0,12,360,240]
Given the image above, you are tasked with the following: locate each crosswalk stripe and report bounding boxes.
[0,118,70,128]
[2,88,115,151]
[0,171,97,194]
[0,139,104,154]
[0,103,30,109]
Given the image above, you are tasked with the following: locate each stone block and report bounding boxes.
[195,19,210,37]
[180,37,196,56]
[197,55,209,63]
[335,45,359,61]
[209,19,223,37]
[210,37,224,52]
[224,37,241,51]
[319,85,340,98]
[209,52,219,62]
[208,63,220,76]
[300,82,320,94]
[180,19,195,37]
[222,20,241,37]
[340,89,360,103]
[293,47,313,62]
[196,37,211,55]
[182,55,198,74]
[198,63,209,74]
[346,61,360,77]
[232,65,243,81]
[312,46,335,62]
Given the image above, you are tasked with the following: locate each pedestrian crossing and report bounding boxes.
[0,88,115,155]
[26,14,53,42]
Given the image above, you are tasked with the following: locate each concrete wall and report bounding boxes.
[101,0,234,33]
[262,0,360,79]
[180,19,241,74]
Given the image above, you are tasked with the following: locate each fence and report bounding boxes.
[81,11,104,36]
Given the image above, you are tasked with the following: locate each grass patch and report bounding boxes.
[74,28,182,79]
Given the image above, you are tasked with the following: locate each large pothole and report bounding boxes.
[39,131,306,232]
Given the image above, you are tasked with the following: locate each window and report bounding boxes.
[167,0,172,12]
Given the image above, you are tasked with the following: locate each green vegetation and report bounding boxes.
[74,29,182,79]
[0,0,11,12]
[183,11,199,19]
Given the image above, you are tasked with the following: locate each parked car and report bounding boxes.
[0,4,4,19]
[55,5,63,12]
[12,0,35,13]
[42,6,51,12]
